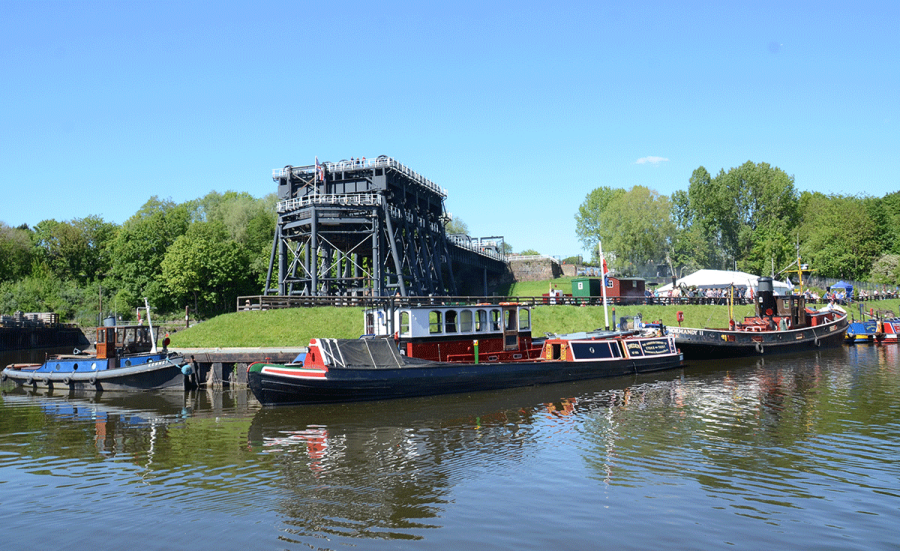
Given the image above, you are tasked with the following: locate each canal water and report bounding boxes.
[1,345,898,550]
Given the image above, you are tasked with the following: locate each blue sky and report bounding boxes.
[2,1,897,260]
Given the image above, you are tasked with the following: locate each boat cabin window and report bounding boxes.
[475,309,487,332]
[399,311,410,336]
[430,311,443,334]
[445,310,458,333]
[491,310,501,331]
[459,310,474,333]
[518,308,531,331]
[365,312,375,335]
[98,330,105,344]
[505,308,518,331]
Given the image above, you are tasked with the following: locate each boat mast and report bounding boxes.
[599,241,610,331]
[143,297,158,354]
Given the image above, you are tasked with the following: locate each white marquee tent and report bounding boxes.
[656,269,792,295]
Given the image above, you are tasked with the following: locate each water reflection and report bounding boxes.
[1,345,898,549]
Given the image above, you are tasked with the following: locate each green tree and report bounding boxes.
[160,221,251,316]
[445,216,469,236]
[799,192,880,280]
[109,197,191,311]
[599,186,674,275]
[669,189,714,278]
[870,254,900,286]
[0,223,33,282]
[574,186,626,253]
[685,161,799,274]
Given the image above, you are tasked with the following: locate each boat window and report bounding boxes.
[399,311,410,336]
[459,310,474,333]
[518,308,531,331]
[429,311,443,334]
[365,312,375,335]
[476,309,487,332]
[98,330,105,344]
[445,310,458,333]
[505,308,518,331]
[491,310,501,331]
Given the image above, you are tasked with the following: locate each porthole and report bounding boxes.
[91,362,97,371]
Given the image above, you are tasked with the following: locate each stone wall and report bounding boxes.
[508,258,564,282]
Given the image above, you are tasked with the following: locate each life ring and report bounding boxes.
[755,342,764,354]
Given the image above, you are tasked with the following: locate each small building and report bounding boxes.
[572,277,605,298]
[572,277,646,303]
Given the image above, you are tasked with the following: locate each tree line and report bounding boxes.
[575,160,900,286]
[0,192,276,325]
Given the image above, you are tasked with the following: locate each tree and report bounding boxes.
[160,221,251,316]
[599,186,674,275]
[870,254,900,286]
[574,187,625,252]
[109,197,191,310]
[799,192,880,280]
[445,216,469,236]
[669,189,714,277]
[0,222,33,283]
[685,161,799,274]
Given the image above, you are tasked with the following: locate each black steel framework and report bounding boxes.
[264,156,507,297]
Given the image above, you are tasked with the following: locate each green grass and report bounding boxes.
[166,302,760,347]
[167,307,364,348]
[165,276,900,348]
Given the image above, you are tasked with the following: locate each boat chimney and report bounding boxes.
[756,277,777,317]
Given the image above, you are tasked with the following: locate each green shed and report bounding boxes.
[572,277,604,297]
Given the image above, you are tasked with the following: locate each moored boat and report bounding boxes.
[870,317,900,344]
[248,302,683,406]
[845,319,880,344]
[2,302,196,392]
[669,277,848,359]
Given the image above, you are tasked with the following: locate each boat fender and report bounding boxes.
[63,377,72,386]
[26,377,34,386]
[90,376,97,385]
[814,336,820,347]
[755,342,764,354]
[181,364,194,376]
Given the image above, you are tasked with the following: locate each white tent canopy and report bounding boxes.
[657,269,792,295]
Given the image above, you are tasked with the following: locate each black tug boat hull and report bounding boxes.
[670,315,848,360]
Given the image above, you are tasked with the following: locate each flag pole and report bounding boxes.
[599,241,610,331]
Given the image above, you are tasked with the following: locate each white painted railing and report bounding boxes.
[276,193,381,213]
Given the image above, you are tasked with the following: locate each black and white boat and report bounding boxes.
[248,302,683,406]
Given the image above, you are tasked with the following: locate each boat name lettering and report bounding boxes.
[640,340,672,355]
[671,328,701,336]
[625,341,643,356]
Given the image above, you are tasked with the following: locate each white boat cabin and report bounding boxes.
[366,304,532,345]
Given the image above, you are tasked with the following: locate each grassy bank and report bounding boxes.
[166,274,900,348]
[169,301,882,348]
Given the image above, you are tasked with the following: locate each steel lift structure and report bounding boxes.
[264,156,507,297]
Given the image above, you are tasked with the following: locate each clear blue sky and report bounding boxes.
[2,1,897,260]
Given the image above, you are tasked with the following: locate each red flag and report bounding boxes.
[602,258,609,275]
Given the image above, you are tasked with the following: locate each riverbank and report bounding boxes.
[165,300,900,349]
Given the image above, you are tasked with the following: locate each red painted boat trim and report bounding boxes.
[262,366,327,379]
